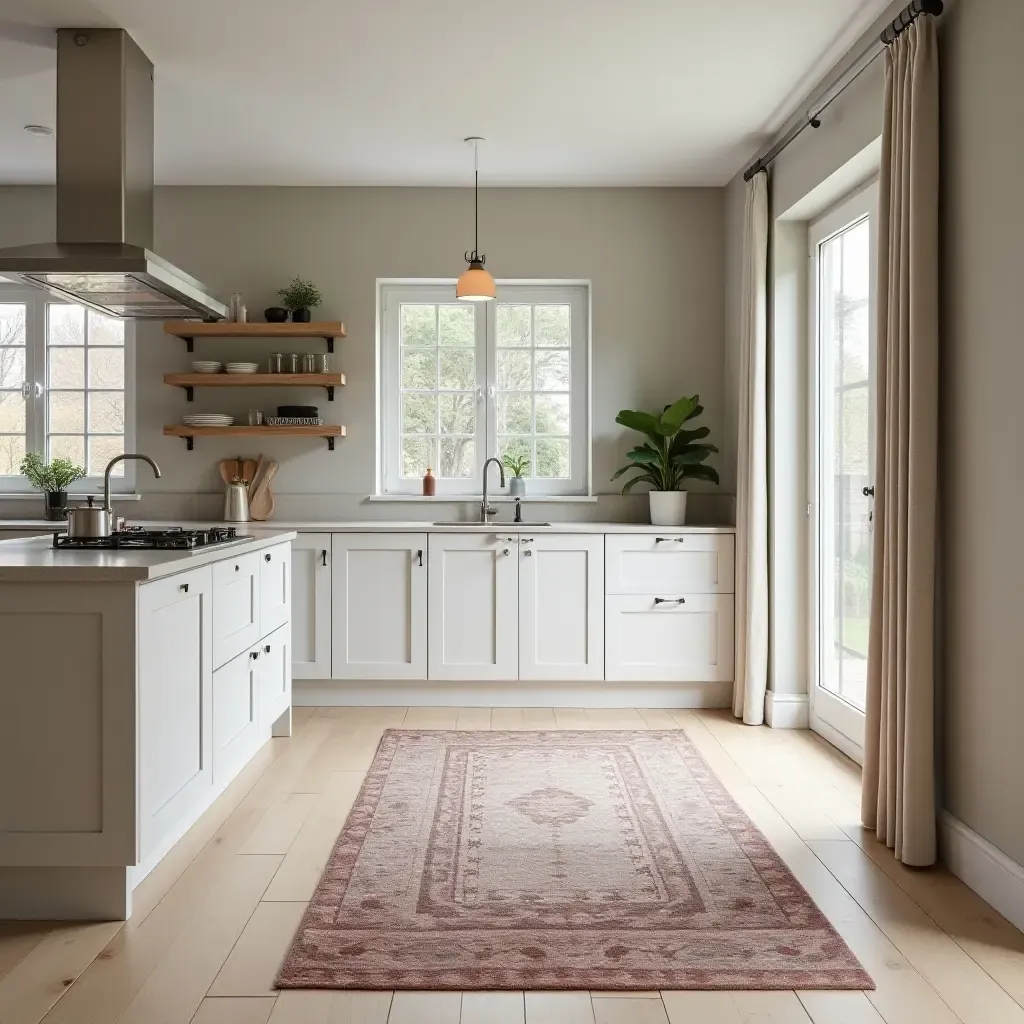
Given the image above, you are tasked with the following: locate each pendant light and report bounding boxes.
[456,136,496,302]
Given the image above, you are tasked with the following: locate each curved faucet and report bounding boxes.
[480,457,506,523]
[104,454,161,512]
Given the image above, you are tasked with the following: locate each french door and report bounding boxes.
[808,183,878,762]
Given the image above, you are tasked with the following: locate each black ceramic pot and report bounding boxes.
[290,308,312,323]
[44,490,68,521]
[264,306,289,323]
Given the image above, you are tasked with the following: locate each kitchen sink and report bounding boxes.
[432,521,552,528]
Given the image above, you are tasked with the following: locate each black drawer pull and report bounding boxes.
[264,644,271,654]
[654,537,686,544]
[250,650,260,660]
[265,553,272,562]
[653,597,686,605]
[321,549,328,567]
[235,564,239,572]
[179,583,189,593]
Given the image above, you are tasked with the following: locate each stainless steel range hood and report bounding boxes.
[0,29,226,321]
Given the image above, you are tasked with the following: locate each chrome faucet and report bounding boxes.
[480,457,506,523]
[104,453,161,512]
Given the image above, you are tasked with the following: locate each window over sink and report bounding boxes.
[378,282,589,496]
[0,286,136,492]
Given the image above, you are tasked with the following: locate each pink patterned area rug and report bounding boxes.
[277,730,872,991]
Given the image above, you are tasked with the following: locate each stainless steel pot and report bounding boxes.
[66,496,110,539]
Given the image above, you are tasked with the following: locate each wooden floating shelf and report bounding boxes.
[164,424,346,451]
[162,320,346,353]
[164,372,346,401]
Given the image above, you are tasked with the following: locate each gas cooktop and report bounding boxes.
[53,526,251,551]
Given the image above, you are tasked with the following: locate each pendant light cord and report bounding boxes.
[473,139,480,260]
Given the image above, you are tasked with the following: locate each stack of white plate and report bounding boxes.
[224,362,259,374]
[191,360,222,374]
[182,414,234,427]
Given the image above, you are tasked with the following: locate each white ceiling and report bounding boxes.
[0,0,892,187]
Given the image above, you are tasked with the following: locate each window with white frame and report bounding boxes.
[0,287,135,490]
[380,283,589,495]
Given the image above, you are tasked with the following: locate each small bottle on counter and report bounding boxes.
[422,467,436,496]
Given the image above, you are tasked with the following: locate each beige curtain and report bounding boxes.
[861,17,940,867]
[733,171,769,726]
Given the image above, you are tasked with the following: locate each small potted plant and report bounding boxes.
[277,277,323,323]
[20,452,87,521]
[502,453,530,497]
[612,395,719,526]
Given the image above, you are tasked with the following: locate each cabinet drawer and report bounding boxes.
[604,534,734,595]
[259,543,290,637]
[605,594,735,682]
[212,552,260,668]
[212,645,261,789]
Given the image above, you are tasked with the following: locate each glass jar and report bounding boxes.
[302,353,317,374]
[284,353,300,374]
[268,353,284,374]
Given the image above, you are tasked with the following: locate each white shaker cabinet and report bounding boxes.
[137,565,214,864]
[428,532,518,680]
[332,533,428,679]
[519,534,604,681]
[290,534,332,679]
[211,645,261,789]
[258,543,290,636]
[211,552,260,669]
[258,623,292,735]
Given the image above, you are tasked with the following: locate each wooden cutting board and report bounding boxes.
[249,460,277,521]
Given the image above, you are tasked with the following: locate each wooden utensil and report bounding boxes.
[218,458,239,486]
[247,454,264,502]
[249,460,277,521]
[240,457,258,490]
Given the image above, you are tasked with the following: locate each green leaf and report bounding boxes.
[669,426,710,451]
[627,448,661,466]
[658,395,700,433]
[681,463,721,485]
[683,403,704,423]
[611,464,636,481]
[620,473,656,495]
[673,444,718,465]
[615,409,662,442]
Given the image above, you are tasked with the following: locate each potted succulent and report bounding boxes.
[20,452,87,521]
[277,277,323,323]
[612,395,719,526]
[502,453,530,497]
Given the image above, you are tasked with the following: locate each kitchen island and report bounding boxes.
[0,530,296,920]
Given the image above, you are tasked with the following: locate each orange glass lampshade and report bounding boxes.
[456,259,496,302]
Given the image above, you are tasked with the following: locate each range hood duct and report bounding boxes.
[0,29,226,320]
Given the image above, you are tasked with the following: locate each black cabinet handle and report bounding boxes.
[654,597,686,605]
[655,537,686,544]
[179,583,189,593]
[416,549,423,566]
[321,549,328,567]
[264,644,271,654]
[862,486,875,497]
[264,553,272,562]
[250,650,260,660]
[234,564,239,572]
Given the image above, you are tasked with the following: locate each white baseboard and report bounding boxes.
[294,680,733,709]
[941,811,1024,934]
[764,691,810,729]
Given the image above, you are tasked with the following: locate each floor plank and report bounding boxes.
[0,924,52,986]
[731,991,812,1021]
[388,990,462,1023]
[268,990,393,1023]
[190,997,276,1024]
[454,708,492,731]
[796,991,886,1023]
[239,794,319,856]
[591,995,669,1023]
[208,902,307,996]
[402,707,460,730]
[525,991,596,1024]
[460,991,526,1023]
[661,991,744,1024]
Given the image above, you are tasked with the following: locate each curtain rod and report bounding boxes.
[742,0,943,182]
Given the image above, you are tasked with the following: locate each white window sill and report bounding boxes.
[369,494,599,503]
[0,492,142,501]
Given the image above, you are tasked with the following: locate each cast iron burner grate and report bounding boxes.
[53,527,251,550]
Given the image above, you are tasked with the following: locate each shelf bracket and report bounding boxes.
[182,337,194,353]
[184,386,194,402]
[184,435,194,451]
[326,436,335,451]
[326,338,334,354]
[326,386,334,401]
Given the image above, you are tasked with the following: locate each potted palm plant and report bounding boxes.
[612,395,719,526]
[277,277,323,323]
[20,452,87,521]
[502,453,530,497]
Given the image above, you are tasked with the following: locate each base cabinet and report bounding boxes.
[258,623,291,733]
[212,646,261,789]
[332,534,427,679]
[138,566,214,863]
[291,534,332,679]
[428,533,518,680]
[605,593,735,682]
[519,535,604,681]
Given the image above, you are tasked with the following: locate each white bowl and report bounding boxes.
[225,363,259,374]
[191,361,223,373]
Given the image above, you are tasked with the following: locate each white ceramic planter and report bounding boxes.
[649,490,688,526]
[509,476,526,497]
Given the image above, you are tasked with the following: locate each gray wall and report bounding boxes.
[940,0,1024,866]
[0,186,731,523]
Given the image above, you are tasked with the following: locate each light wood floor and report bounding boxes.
[2,707,1023,1024]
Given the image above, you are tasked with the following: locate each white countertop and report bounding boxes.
[0,530,297,583]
